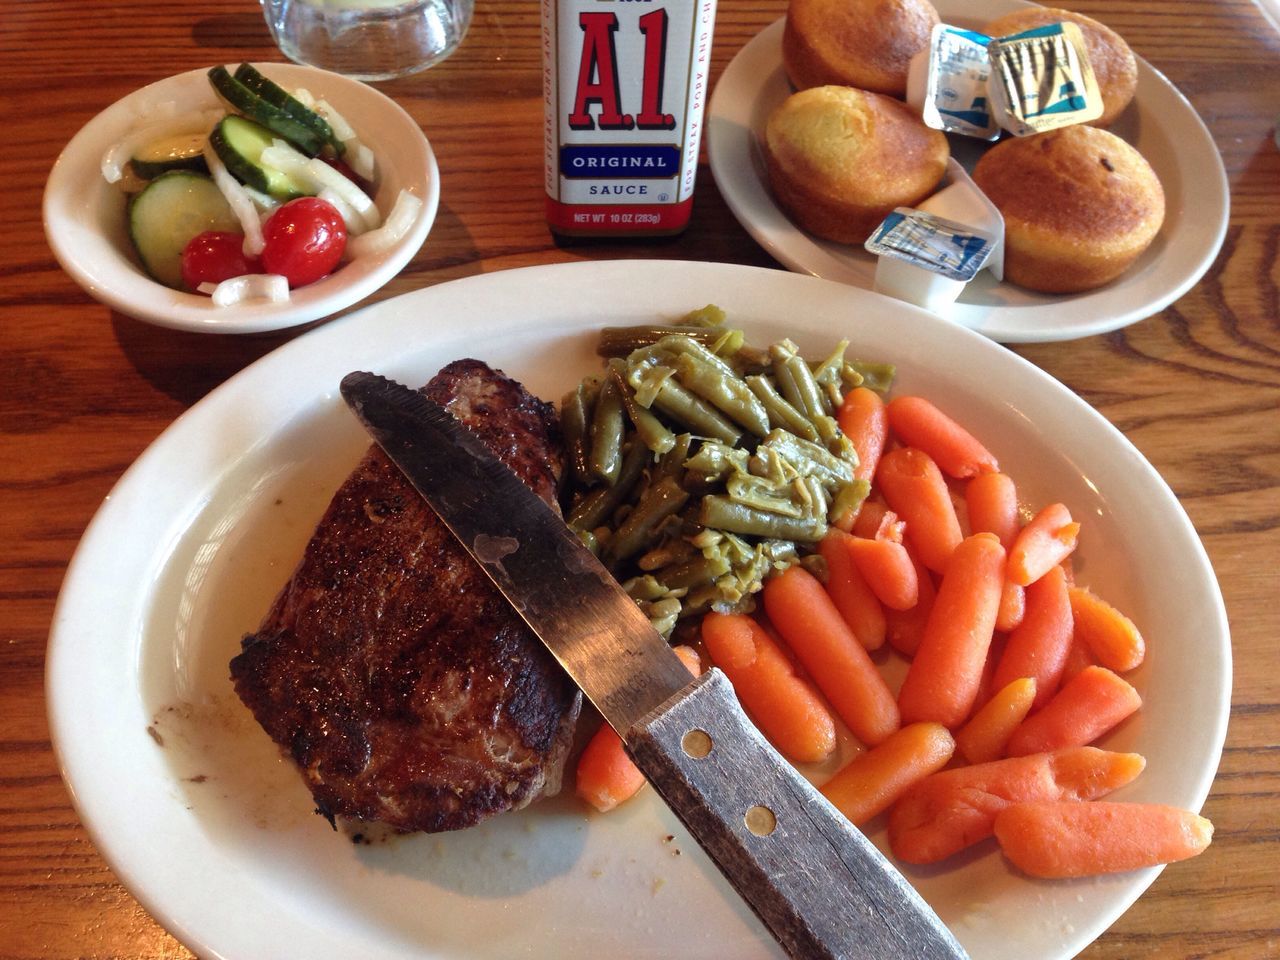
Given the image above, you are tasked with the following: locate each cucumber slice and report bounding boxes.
[207,64,325,157]
[129,131,210,179]
[127,171,242,289]
[233,63,344,156]
[209,115,309,200]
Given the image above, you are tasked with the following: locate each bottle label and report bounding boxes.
[542,0,717,233]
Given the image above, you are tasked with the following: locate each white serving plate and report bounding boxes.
[706,0,1230,342]
[43,62,438,334]
[47,260,1230,959]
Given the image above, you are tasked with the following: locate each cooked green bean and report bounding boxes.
[726,473,806,518]
[811,339,850,393]
[746,374,820,441]
[588,374,626,485]
[568,439,648,530]
[630,364,742,444]
[609,360,676,456]
[699,495,828,541]
[658,551,733,591]
[771,340,828,419]
[597,323,731,357]
[560,378,598,487]
[637,537,698,572]
[606,476,690,563]
[654,334,738,376]
[845,359,896,394]
[670,352,771,437]
[655,432,694,480]
[759,429,855,488]
[684,440,749,482]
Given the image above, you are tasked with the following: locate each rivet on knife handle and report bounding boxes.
[628,669,969,960]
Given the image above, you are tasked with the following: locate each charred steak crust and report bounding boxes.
[230,360,580,833]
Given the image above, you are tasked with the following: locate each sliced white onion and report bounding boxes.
[317,187,367,238]
[261,139,381,232]
[101,109,224,183]
[349,190,422,260]
[349,142,376,184]
[209,273,290,307]
[314,98,376,183]
[242,184,281,218]
[291,87,317,110]
[202,142,265,257]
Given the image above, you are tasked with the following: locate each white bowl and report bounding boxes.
[42,63,439,334]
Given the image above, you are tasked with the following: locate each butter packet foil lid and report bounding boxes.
[920,24,1000,140]
[865,208,996,283]
[988,22,1103,135]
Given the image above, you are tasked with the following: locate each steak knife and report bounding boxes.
[340,371,968,960]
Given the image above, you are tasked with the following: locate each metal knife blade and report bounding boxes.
[340,370,969,960]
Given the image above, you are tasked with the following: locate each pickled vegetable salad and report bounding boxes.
[564,307,894,637]
[101,63,422,303]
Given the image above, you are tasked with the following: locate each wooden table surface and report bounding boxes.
[4,0,1278,957]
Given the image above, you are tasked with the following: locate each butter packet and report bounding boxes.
[987,22,1102,135]
[914,24,1001,140]
[866,207,998,286]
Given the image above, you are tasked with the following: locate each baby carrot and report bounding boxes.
[763,565,900,746]
[992,565,1073,710]
[994,801,1214,878]
[1061,635,1097,684]
[1007,502,1080,586]
[887,746,1146,864]
[701,612,836,763]
[885,543,937,659]
[849,498,889,539]
[820,723,955,826]
[575,645,702,812]
[966,471,1020,549]
[898,533,1007,729]
[885,395,999,479]
[1006,665,1142,757]
[837,386,888,483]
[846,534,919,611]
[818,529,886,651]
[1069,586,1146,672]
[876,447,964,574]
[995,580,1026,632]
[955,677,1037,765]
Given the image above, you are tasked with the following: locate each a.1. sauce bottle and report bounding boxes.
[541,0,717,237]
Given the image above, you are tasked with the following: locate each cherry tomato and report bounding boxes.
[180,231,259,292]
[261,197,347,287]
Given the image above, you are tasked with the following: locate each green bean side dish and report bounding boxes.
[563,306,895,638]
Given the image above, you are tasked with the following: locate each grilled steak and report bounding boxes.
[230,360,580,833]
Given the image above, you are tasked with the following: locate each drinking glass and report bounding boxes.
[261,0,474,81]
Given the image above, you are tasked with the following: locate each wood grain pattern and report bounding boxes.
[1,0,1277,957]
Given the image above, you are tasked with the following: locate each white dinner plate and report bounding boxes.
[706,1,1230,342]
[43,63,438,334]
[47,260,1230,960]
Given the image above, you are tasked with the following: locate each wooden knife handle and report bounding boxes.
[626,668,968,960]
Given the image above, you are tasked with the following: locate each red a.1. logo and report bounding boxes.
[568,10,677,131]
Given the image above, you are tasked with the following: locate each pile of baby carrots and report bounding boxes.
[575,386,1213,880]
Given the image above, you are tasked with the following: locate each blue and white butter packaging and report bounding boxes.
[907,25,1000,140]
[987,22,1103,135]
[908,20,1101,139]
[867,160,1004,315]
